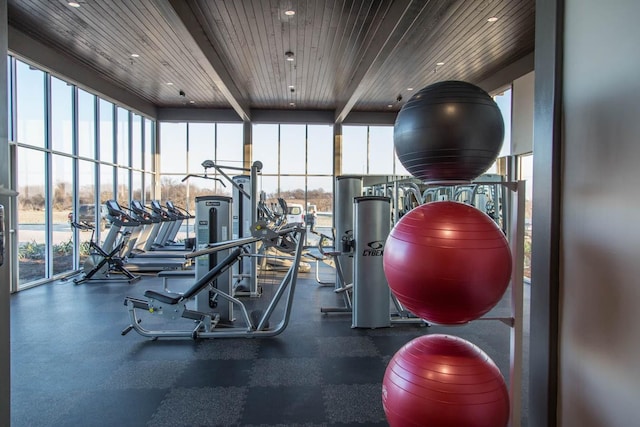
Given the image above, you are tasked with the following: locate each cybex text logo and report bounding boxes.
[363,240,384,256]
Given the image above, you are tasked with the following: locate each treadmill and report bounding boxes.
[124,201,189,259]
[143,200,175,251]
[129,200,158,252]
[148,200,189,251]
[104,200,192,272]
[163,201,195,248]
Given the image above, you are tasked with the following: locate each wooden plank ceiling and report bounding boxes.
[7,0,535,121]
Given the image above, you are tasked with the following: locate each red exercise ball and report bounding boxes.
[383,201,511,324]
[382,334,510,427]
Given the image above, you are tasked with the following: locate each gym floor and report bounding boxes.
[10,262,530,427]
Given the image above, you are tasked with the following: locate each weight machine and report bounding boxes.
[319,194,425,327]
[183,160,262,297]
[121,223,306,339]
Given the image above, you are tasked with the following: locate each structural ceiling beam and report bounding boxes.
[334,0,420,124]
[161,0,251,122]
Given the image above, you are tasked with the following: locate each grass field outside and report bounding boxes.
[18,210,69,224]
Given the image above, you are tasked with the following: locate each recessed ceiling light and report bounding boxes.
[407,87,414,91]
[436,62,445,66]
[289,102,296,107]
[285,51,295,61]
[189,100,195,104]
[387,104,393,108]
[288,85,295,89]
[166,82,174,86]
[130,53,140,58]
[68,2,81,7]
[284,10,296,16]
[487,16,498,22]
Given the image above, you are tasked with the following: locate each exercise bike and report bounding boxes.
[71,221,140,285]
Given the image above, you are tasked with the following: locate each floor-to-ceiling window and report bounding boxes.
[159,122,189,208]
[341,126,368,175]
[51,154,74,276]
[494,87,533,282]
[252,124,279,210]
[276,124,306,217]
[16,147,46,284]
[78,89,96,159]
[519,153,533,281]
[342,125,409,176]
[341,124,409,224]
[9,56,156,290]
[143,119,154,200]
[306,125,334,233]
[116,107,131,207]
[215,123,244,169]
[252,123,334,241]
[158,121,244,241]
[77,89,97,268]
[131,114,143,201]
[15,59,47,286]
[77,159,96,267]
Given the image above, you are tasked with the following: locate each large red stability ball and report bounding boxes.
[382,334,510,427]
[383,201,511,324]
[394,80,504,182]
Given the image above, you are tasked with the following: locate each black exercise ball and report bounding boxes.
[394,80,504,182]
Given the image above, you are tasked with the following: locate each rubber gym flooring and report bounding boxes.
[10,261,530,426]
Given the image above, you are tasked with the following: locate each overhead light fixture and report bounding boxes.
[285,51,295,61]
[189,100,195,104]
[284,10,296,16]
[487,16,498,22]
[436,62,445,66]
[289,102,296,107]
[407,87,414,91]
[166,82,174,86]
[387,104,393,108]
[68,2,81,7]
[130,53,140,58]
[288,85,295,89]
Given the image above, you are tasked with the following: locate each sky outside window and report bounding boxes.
[188,122,215,173]
[252,124,278,174]
[99,99,114,163]
[216,123,244,168]
[144,119,153,172]
[131,114,142,170]
[307,125,333,175]
[159,122,187,174]
[50,76,73,154]
[16,60,45,149]
[116,107,130,167]
[279,124,306,175]
[369,126,394,175]
[342,126,367,174]
[78,89,96,159]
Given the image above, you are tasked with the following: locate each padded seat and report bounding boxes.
[144,289,182,305]
[139,248,243,305]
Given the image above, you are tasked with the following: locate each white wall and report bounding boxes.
[560,1,640,425]
[512,71,535,155]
